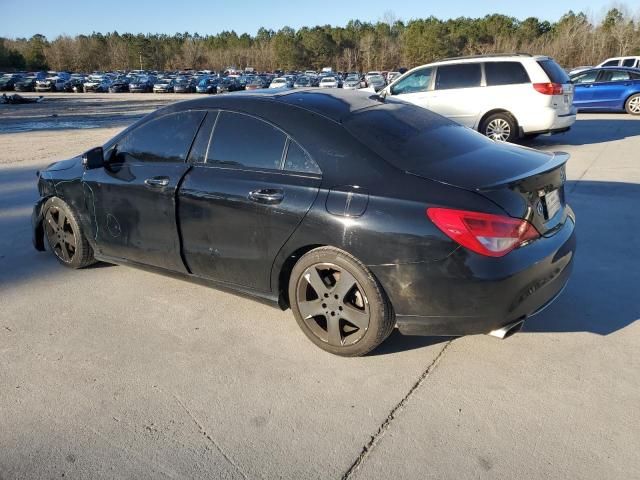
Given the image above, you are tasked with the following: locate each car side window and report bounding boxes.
[390,68,432,95]
[207,111,286,170]
[115,111,205,163]
[622,59,635,67]
[598,70,630,82]
[602,60,619,67]
[284,139,321,175]
[572,71,598,84]
[630,72,640,80]
[435,64,482,90]
[485,62,530,86]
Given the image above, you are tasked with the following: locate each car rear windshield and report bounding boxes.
[537,59,570,84]
[343,101,491,172]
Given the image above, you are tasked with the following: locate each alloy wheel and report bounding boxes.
[44,206,77,263]
[628,96,640,114]
[296,263,370,347]
[486,118,511,142]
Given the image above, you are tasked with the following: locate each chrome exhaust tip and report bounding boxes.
[488,319,525,339]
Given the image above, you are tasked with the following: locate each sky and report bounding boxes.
[0,0,632,39]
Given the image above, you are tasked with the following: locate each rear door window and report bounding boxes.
[622,58,636,67]
[598,70,631,82]
[537,59,571,84]
[485,62,530,86]
[435,63,482,90]
[207,111,286,170]
[284,140,321,175]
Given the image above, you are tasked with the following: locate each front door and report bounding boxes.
[178,110,322,291]
[82,110,206,272]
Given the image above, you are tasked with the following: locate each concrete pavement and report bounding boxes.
[0,112,638,479]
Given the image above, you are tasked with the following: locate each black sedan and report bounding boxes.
[31,90,576,356]
[216,78,241,93]
[14,76,37,92]
[109,78,130,93]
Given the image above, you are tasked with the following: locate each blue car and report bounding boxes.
[571,66,640,115]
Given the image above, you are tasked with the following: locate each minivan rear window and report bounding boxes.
[537,59,571,84]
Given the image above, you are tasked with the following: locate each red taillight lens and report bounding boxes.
[533,82,563,95]
[427,208,540,257]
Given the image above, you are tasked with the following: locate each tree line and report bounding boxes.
[1,8,638,73]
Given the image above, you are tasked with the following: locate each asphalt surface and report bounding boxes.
[1,103,639,479]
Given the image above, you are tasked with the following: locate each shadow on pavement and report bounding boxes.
[522,116,640,147]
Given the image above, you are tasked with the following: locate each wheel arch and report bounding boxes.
[275,244,327,310]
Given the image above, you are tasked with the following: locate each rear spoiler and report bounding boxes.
[476,152,569,192]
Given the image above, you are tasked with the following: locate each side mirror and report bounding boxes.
[82,146,104,170]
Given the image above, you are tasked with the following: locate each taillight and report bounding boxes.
[533,82,563,95]
[427,208,540,257]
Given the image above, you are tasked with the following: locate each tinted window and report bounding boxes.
[622,58,636,67]
[284,140,321,174]
[631,72,640,80]
[602,60,619,67]
[208,111,286,170]
[391,68,433,94]
[572,70,598,84]
[116,111,205,163]
[606,70,631,82]
[485,62,530,86]
[435,64,481,90]
[537,59,570,84]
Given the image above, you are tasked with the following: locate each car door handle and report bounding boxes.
[144,176,170,187]
[248,189,284,204]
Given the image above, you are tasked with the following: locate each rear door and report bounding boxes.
[82,110,206,271]
[428,63,484,127]
[178,110,322,291]
[591,70,633,108]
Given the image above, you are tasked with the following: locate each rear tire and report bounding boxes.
[625,94,640,115]
[43,197,96,269]
[480,112,518,143]
[288,247,395,357]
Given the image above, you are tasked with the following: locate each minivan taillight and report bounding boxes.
[533,82,563,95]
[427,208,540,257]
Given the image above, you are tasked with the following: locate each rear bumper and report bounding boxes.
[371,212,576,336]
[520,107,577,135]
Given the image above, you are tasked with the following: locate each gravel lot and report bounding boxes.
[1,94,639,479]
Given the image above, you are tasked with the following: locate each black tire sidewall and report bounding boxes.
[288,247,394,357]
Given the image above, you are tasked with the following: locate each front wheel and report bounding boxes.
[43,197,96,269]
[625,94,640,115]
[289,247,395,357]
[480,112,518,142]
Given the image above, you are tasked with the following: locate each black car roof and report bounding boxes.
[176,89,387,123]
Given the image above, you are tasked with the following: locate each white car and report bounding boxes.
[570,56,640,75]
[319,76,340,88]
[378,54,576,142]
[35,72,69,92]
[269,77,292,89]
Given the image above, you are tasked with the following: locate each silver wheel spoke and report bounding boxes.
[298,298,324,320]
[327,318,342,346]
[304,267,327,296]
[332,270,357,302]
[341,304,369,329]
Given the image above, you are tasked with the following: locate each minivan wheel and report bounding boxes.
[481,112,518,142]
[625,94,640,115]
[289,247,395,357]
[43,197,96,269]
